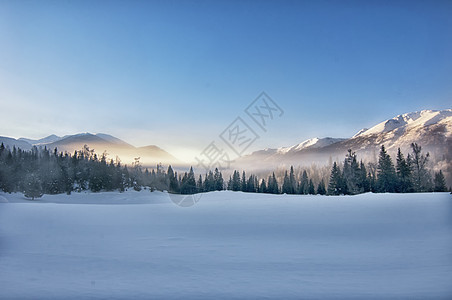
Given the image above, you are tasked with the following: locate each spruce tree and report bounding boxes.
[289,166,296,194]
[327,162,342,195]
[298,170,309,194]
[395,148,412,193]
[214,168,224,191]
[197,174,203,193]
[23,172,43,200]
[308,179,316,195]
[167,165,179,193]
[259,178,267,193]
[232,170,241,191]
[268,172,279,194]
[358,161,370,193]
[433,170,447,192]
[377,145,396,193]
[282,171,292,194]
[410,143,432,192]
[241,171,247,192]
[316,179,326,195]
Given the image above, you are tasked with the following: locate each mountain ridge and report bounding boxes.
[0,133,180,166]
[235,109,451,177]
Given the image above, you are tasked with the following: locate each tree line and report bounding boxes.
[326,143,447,195]
[0,143,226,199]
[0,142,448,199]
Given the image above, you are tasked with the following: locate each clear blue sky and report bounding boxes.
[1,0,451,161]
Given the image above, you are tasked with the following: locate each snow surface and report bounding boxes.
[1,191,452,299]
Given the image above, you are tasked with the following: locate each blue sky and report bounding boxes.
[1,0,451,161]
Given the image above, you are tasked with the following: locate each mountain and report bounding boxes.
[235,109,452,173]
[276,137,347,154]
[0,136,33,151]
[19,134,62,145]
[0,133,180,167]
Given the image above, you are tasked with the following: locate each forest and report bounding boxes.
[0,142,448,200]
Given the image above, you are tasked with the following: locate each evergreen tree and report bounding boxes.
[282,171,292,194]
[308,179,316,195]
[410,143,432,192]
[298,170,309,194]
[377,145,396,193]
[395,148,412,193]
[289,166,296,194]
[327,162,342,195]
[246,174,256,192]
[316,179,326,195]
[180,167,197,194]
[433,170,447,192]
[214,168,224,191]
[267,172,279,194]
[23,172,43,200]
[197,174,203,193]
[167,165,179,193]
[358,161,370,193]
[259,178,267,193]
[204,171,215,192]
[241,171,247,192]
[231,170,241,191]
[340,150,361,194]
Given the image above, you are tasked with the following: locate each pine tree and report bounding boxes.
[410,143,432,192]
[298,170,308,194]
[282,171,292,194]
[308,179,316,195]
[358,161,370,193]
[167,165,179,193]
[180,167,197,194]
[267,172,279,194]
[197,174,203,193]
[246,174,256,192]
[232,170,241,191]
[23,172,43,200]
[214,168,224,191]
[395,148,412,193]
[289,166,296,194]
[433,170,447,192]
[204,171,214,192]
[377,145,396,193]
[316,179,326,195]
[259,178,267,193]
[241,171,247,192]
[327,162,342,195]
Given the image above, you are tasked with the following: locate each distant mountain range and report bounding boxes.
[1,109,451,176]
[0,133,179,166]
[235,109,452,173]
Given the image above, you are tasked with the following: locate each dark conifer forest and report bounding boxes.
[0,142,448,200]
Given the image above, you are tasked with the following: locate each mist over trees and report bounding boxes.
[0,142,448,199]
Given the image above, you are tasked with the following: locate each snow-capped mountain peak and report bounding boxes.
[356,109,451,137]
[277,137,345,154]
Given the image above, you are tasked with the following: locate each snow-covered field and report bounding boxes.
[1,191,451,299]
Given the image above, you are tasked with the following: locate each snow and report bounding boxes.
[357,109,452,137]
[277,137,345,154]
[1,191,451,299]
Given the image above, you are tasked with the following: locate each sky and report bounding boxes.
[1,0,451,162]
